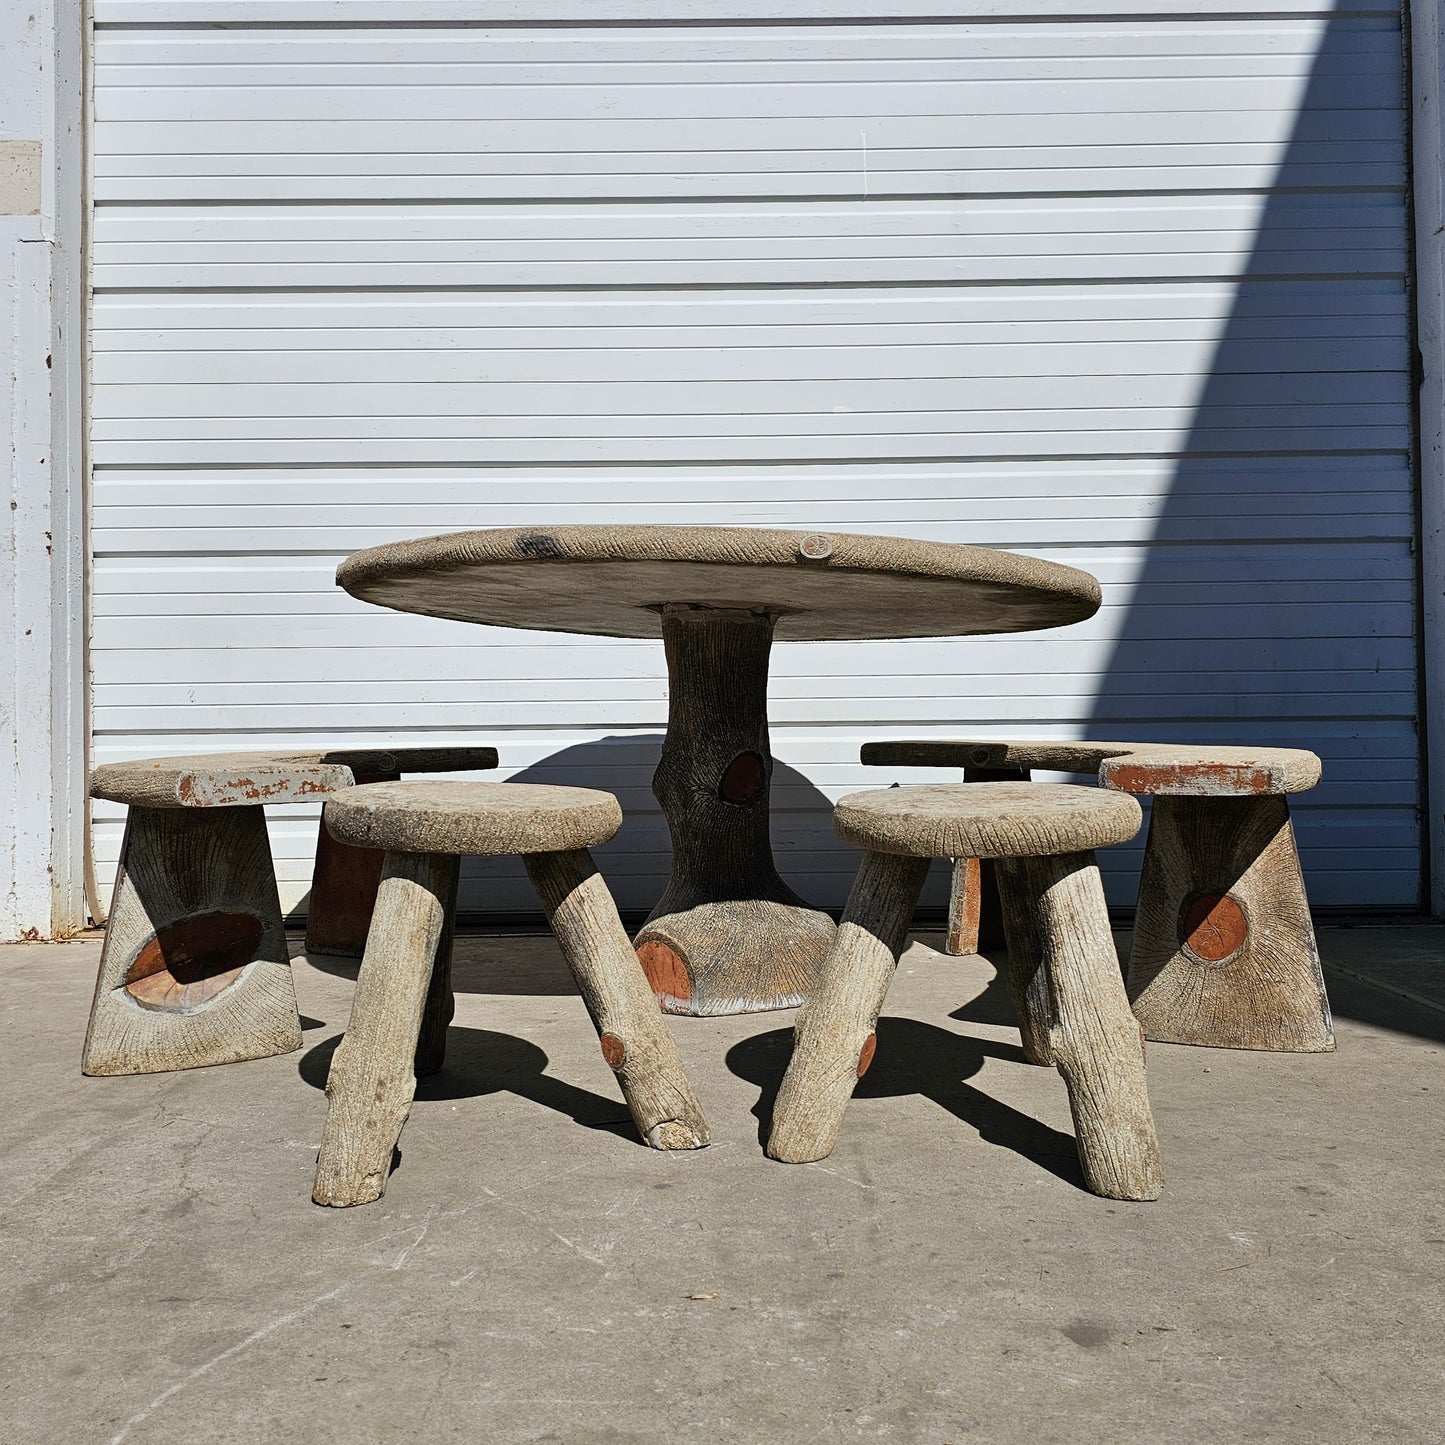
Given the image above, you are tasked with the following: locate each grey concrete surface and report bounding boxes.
[2,926,1442,1444]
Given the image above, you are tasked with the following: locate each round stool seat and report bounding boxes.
[834,782,1141,861]
[324,780,623,857]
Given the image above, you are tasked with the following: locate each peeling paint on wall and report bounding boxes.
[0,142,42,216]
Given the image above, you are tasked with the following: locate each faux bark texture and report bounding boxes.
[861,739,1133,775]
[636,606,835,1014]
[91,752,356,811]
[1127,795,1334,1051]
[767,851,931,1163]
[946,855,984,957]
[767,798,1162,1200]
[82,805,301,1076]
[91,745,498,812]
[313,850,457,1207]
[323,780,622,857]
[525,848,710,1149]
[861,738,1319,795]
[1031,851,1164,1201]
[413,854,460,1078]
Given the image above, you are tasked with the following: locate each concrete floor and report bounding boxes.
[2,926,1443,1444]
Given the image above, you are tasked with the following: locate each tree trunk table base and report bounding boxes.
[636,900,837,1015]
[333,527,1104,1014]
[635,605,837,1014]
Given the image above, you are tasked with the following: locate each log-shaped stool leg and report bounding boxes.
[313,850,455,1207]
[82,805,300,1076]
[525,849,710,1150]
[995,855,1053,1067]
[1127,795,1333,1051]
[767,851,931,1163]
[1030,850,1163,1201]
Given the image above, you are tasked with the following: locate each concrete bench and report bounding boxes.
[861,739,1332,1053]
[313,781,709,1206]
[767,781,1163,1201]
[84,746,496,1076]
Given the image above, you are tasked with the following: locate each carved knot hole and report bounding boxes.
[636,940,692,1007]
[719,751,767,805]
[122,911,263,1010]
[857,1032,878,1078]
[1179,892,1249,963]
[798,534,834,561]
[969,748,994,766]
[600,1032,626,1071]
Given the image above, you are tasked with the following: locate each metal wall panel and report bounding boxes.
[89,4,1417,916]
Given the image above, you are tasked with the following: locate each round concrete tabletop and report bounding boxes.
[336,525,1100,641]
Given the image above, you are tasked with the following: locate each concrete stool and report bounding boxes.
[768,782,1164,1202]
[1099,747,1333,1053]
[312,780,710,1208]
[84,747,497,1077]
[862,739,1332,1052]
[860,740,1136,954]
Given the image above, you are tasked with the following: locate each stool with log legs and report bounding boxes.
[311,780,710,1207]
[84,747,497,1076]
[860,739,1332,1052]
[767,782,1164,1202]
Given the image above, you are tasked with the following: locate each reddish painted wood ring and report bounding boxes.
[1180,892,1250,962]
[857,1032,878,1078]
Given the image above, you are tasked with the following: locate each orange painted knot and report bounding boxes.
[636,939,692,1007]
[857,1032,878,1078]
[123,910,263,1010]
[1180,892,1249,962]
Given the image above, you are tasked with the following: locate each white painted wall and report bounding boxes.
[87,0,1422,921]
[3,0,1440,933]
[1,0,86,939]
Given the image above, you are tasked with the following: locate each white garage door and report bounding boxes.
[89,0,1417,918]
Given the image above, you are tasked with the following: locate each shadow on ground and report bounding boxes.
[725,1013,1086,1192]
[297,1025,638,1140]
